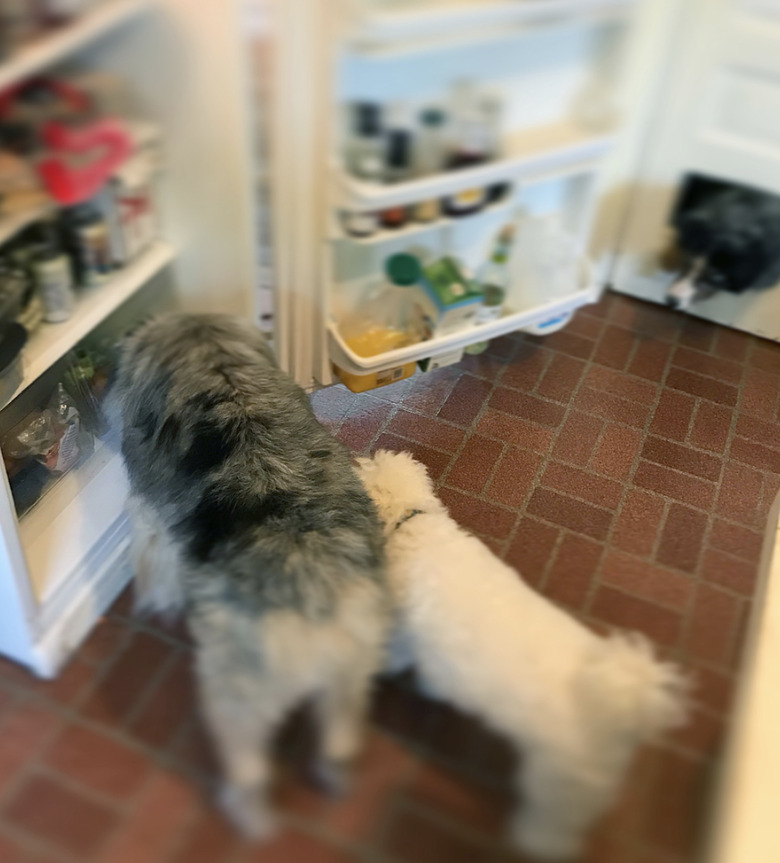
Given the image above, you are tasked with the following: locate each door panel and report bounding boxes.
[612,0,780,340]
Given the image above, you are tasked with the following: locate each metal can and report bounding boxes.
[32,246,75,323]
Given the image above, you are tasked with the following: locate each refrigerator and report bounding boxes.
[0,0,775,684]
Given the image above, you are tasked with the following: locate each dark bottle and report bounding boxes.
[380,129,411,230]
[442,120,490,217]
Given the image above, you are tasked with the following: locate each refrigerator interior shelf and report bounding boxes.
[334,121,615,211]
[1,241,175,410]
[328,257,597,376]
[347,0,638,55]
[0,0,151,92]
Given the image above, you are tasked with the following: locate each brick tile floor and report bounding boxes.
[0,290,777,862]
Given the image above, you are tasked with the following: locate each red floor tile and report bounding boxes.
[446,435,504,494]
[684,584,741,666]
[700,548,757,596]
[641,435,722,482]
[485,445,543,509]
[689,402,732,454]
[245,829,354,863]
[655,503,708,573]
[575,386,652,429]
[324,732,414,841]
[489,387,566,428]
[386,410,465,453]
[666,368,738,408]
[0,701,60,796]
[42,722,151,799]
[708,519,763,564]
[650,390,696,442]
[628,338,672,382]
[593,324,635,370]
[590,424,642,481]
[527,487,613,541]
[633,461,716,510]
[600,552,694,612]
[584,364,658,405]
[169,807,241,863]
[543,533,603,610]
[80,632,175,729]
[402,761,508,835]
[438,487,517,540]
[554,410,605,467]
[540,461,624,509]
[590,586,682,646]
[437,374,494,427]
[382,804,490,863]
[127,653,196,750]
[476,409,555,454]
[100,769,201,863]
[671,345,743,385]
[333,398,394,453]
[3,774,118,858]
[611,489,665,557]
[535,353,586,403]
[504,518,560,587]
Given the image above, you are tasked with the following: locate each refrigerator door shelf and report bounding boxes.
[328,257,597,376]
[331,193,516,245]
[334,121,615,212]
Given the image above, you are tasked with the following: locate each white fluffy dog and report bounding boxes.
[357,450,689,861]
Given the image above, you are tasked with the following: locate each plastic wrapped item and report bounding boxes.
[6,383,90,473]
[3,382,94,514]
[340,253,427,357]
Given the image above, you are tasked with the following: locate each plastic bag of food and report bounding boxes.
[5,383,90,474]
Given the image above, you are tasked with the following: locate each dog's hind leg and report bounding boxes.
[312,651,376,797]
[194,637,297,841]
[510,746,607,861]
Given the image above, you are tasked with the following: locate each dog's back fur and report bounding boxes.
[113,314,384,617]
[112,314,388,838]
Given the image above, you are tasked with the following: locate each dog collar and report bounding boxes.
[394,509,424,531]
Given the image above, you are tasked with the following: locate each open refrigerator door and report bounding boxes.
[255,0,639,392]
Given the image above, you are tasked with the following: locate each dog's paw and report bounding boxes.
[509,812,582,861]
[310,758,353,798]
[217,784,278,842]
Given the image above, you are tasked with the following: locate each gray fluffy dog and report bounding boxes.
[110,314,389,838]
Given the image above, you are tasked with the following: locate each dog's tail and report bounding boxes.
[576,631,690,752]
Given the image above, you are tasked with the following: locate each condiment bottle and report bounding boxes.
[347,102,385,179]
[413,107,447,223]
[32,243,74,323]
[381,130,411,230]
[343,103,385,238]
[476,224,514,323]
[64,205,112,287]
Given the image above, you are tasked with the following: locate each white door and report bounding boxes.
[609,0,780,340]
